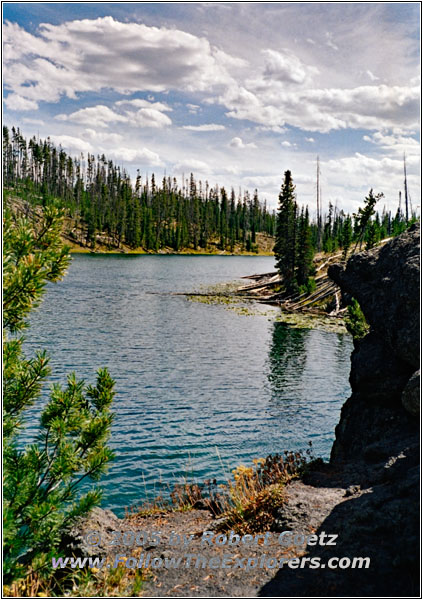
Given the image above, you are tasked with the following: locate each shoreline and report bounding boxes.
[69,247,275,257]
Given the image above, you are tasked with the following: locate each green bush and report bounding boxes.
[3,205,115,587]
[299,277,316,296]
[345,298,369,341]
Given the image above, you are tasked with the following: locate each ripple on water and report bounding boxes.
[22,255,352,515]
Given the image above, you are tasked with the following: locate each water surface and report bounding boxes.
[23,255,352,515]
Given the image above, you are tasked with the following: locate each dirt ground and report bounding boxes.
[126,509,304,597]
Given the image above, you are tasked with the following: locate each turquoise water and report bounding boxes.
[23,254,352,515]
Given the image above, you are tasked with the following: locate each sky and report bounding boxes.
[3,2,421,215]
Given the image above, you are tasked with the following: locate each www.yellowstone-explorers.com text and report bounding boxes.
[52,553,370,572]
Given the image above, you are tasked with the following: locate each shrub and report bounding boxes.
[299,277,316,296]
[345,298,369,341]
[220,447,314,533]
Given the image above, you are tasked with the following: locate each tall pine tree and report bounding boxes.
[273,170,298,289]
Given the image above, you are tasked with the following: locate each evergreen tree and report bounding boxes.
[4,128,277,253]
[273,170,298,289]
[365,221,379,250]
[341,215,353,261]
[353,189,383,250]
[296,207,314,286]
[3,204,115,586]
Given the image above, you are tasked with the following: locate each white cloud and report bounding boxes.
[130,108,172,129]
[366,70,379,82]
[49,134,93,155]
[243,174,281,189]
[262,48,318,85]
[182,124,225,131]
[47,128,163,167]
[223,165,240,175]
[56,105,127,128]
[323,152,419,210]
[305,137,315,143]
[173,158,210,173]
[4,14,419,138]
[362,131,420,158]
[325,32,339,51]
[187,103,200,114]
[84,129,123,145]
[229,136,257,149]
[256,125,287,133]
[212,48,248,70]
[108,147,163,167]
[215,82,419,133]
[115,98,172,112]
[4,93,38,111]
[115,98,172,128]
[55,101,172,129]
[3,17,236,104]
[22,117,45,126]
[281,141,292,147]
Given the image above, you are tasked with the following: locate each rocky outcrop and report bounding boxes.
[261,224,420,597]
[330,223,419,369]
[329,223,419,460]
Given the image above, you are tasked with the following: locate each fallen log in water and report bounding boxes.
[291,285,338,311]
[237,275,281,292]
[240,271,277,280]
[147,291,232,297]
[286,281,336,310]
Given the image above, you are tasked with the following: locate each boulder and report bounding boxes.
[60,506,124,557]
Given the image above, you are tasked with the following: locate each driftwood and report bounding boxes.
[287,281,336,310]
[147,291,231,297]
[240,271,277,280]
[329,291,341,316]
[291,285,338,310]
[315,252,343,272]
[237,275,281,292]
[236,265,343,316]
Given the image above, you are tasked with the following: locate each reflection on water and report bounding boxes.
[268,323,308,396]
[22,254,353,515]
[265,322,352,453]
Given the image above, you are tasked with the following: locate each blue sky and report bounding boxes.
[3,2,420,214]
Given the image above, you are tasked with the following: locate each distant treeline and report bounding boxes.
[3,126,415,254]
[3,126,275,252]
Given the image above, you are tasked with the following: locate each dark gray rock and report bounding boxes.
[329,223,419,369]
[328,226,419,461]
[61,506,124,557]
[349,332,411,401]
[273,480,346,534]
[330,391,416,463]
[402,370,420,416]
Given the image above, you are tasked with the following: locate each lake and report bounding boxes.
[23,254,353,516]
